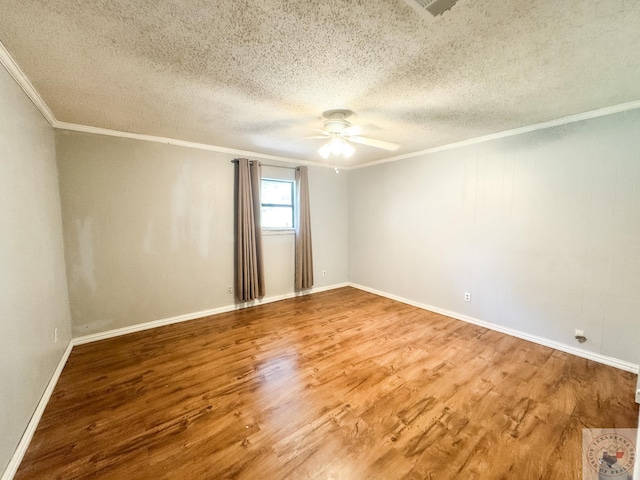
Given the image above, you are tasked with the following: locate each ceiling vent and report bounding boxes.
[404,0,460,18]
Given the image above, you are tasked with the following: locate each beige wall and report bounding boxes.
[349,110,640,364]
[0,67,72,472]
[55,131,349,336]
[308,165,349,285]
[5,62,637,472]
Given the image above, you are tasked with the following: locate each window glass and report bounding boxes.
[261,179,294,229]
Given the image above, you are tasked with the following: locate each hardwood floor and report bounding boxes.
[16,287,638,479]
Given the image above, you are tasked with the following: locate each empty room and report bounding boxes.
[1,1,639,479]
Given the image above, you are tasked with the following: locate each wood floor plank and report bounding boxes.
[15,287,638,479]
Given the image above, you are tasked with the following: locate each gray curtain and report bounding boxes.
[234,158,265,301]
[295,166,313,291]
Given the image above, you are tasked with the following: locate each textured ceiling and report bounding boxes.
[1,0,640,165]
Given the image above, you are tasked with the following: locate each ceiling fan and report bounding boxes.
[309,110,400,160]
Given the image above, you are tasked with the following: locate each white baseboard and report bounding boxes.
[6,281,633,480]
[73,304,239,345]
[73,282,350,346]
[1,340,74,480]
[348,283,640,374]
[2,283,349,479]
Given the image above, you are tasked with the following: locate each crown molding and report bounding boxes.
[3,38,639,171]
[0,40,335,169]
[0,39,56,126]
[55,121,337,168]
[357,100,640,169]
[57,100,640,171]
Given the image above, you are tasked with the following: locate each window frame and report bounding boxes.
[260,177,295,232]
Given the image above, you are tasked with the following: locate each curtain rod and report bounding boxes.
[230,159,299,170]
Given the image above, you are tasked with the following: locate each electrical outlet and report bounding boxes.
[322,270,327,277]
[54,327,58,343]
[575,329,584,338]
[464,292,471,302]
[227,286,233,294]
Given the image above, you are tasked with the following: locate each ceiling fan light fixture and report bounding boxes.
[315,109,398,161]
[318,136,355,159]
[318,143,331,159]
[342,141,355,159]
[330,137,344,156]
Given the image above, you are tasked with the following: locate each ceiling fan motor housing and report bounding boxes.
[316,109,400,154]
[324,118,350,133]
[322,109,352,134]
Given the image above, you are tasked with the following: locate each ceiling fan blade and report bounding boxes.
[344,123,377,136]
[348,136,400,151]
[303,135,329,140]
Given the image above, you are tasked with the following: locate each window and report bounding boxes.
[261,178,294,229]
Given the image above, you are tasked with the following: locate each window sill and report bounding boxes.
[262,229,295,236]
